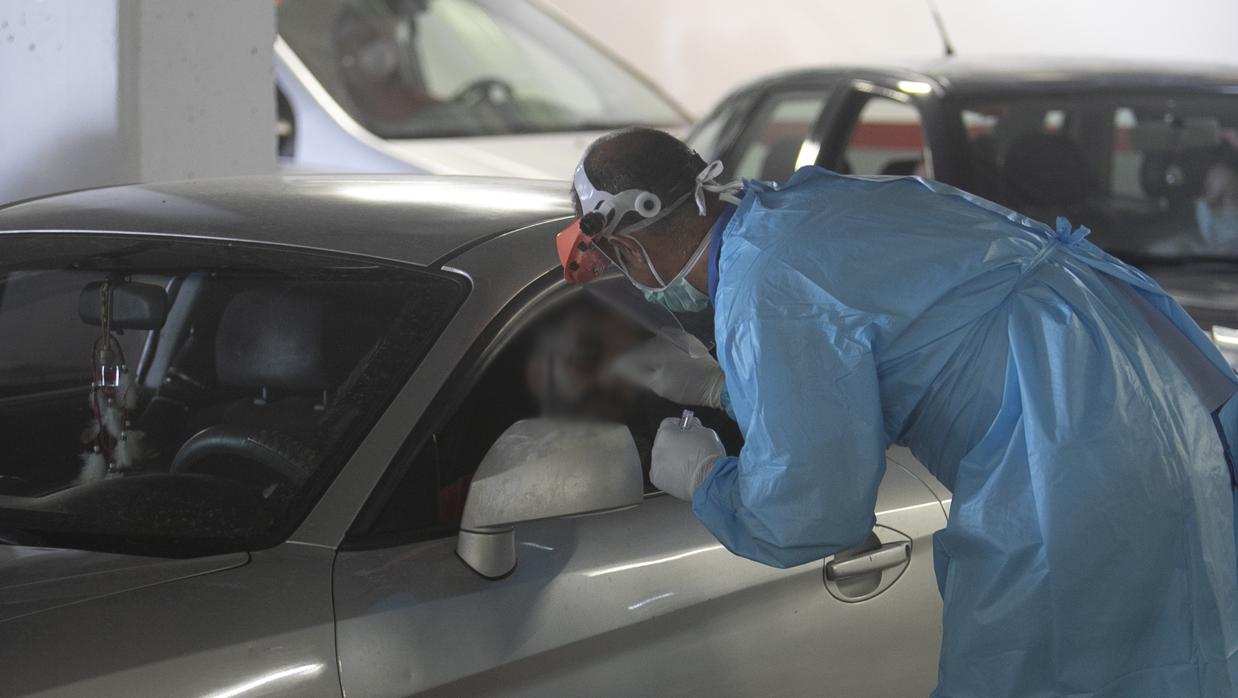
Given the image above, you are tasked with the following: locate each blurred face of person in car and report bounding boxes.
[1197,162,1238,245]
[523,307,646,422]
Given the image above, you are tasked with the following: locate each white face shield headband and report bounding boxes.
[568,156,743,288]
[571,162,689,241]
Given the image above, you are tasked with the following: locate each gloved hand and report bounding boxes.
[610,334,725,409]
[651,415,726,501]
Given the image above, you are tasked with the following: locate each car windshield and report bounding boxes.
[0,235,466,557]
[955,93,1238,262]
[277,0,685,139]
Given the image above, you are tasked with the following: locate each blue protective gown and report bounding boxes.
[692,167,1238,697]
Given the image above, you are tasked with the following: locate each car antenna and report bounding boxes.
[927,0,956,57]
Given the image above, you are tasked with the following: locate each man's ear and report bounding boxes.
[609,234,644,261]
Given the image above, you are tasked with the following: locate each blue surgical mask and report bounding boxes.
[1195,199,1238,245]
[623,228,713,313]
[643,277,710,313]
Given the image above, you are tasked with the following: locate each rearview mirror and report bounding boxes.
[79,281,168,330]
[457,418,644,579]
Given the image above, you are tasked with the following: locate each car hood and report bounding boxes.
[383,131,605,179]
[0,546,248,623]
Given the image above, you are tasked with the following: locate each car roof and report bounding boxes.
[728,56,1238,97]
[0,175,574,266]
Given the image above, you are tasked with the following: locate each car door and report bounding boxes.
[334,463,946,696]
[330,224,948,697]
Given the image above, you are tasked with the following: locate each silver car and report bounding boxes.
[0,176,949,697]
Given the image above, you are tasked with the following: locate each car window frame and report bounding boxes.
[0,231,471,557]
[721,80,835,181]
[341,269,568,550]
[686,86,760,165]
[814,78,957,182]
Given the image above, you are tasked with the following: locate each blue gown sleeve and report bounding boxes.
[692,311,887,568]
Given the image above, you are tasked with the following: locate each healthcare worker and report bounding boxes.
[556,128,1238,697]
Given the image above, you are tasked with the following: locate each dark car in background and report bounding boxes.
[687,58,1238,366]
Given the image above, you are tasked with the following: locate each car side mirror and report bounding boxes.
[456,418,644,579]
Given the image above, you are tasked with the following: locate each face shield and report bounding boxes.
[557,158,737,357]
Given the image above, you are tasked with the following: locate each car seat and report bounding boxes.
[760,138,806,182]
[170,288,333,487]
[967,134,1003,201]
[1002,132,1098,209]
[1001,132,1113,232]
[880,159,923,177]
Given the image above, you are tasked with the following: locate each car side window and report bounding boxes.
[840,96,929,177]
[731,90,830,183]
[362,291,742,542]
[0,234,465,557]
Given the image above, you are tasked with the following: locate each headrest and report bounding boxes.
[760,138,806,182]
[1139,149,1214,204]
[879,159,922,177]
[1003,133,1095,207]
[215,289,327,391]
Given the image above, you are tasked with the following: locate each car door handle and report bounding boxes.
[825,542,910,581]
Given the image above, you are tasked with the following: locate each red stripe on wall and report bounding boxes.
[758,122,1139,152]
[849,123,925,149]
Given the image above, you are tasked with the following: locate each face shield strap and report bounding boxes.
[620,225,713,293]
[595,187,692,287]
[573,163,668,240]
[615,160,737,292]
[562,154,742,286]
[694,160,744,214]
[612,190,691,237]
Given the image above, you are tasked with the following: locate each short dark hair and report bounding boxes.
[572,128,707,228]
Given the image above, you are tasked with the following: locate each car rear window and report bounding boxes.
[0,234,467,557]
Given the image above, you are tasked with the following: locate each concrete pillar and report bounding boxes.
[0,0,275,204]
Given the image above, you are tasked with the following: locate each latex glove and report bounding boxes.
[610,334,725,408]
[651,416,726,501]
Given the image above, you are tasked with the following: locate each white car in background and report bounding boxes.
[275,0,689,177]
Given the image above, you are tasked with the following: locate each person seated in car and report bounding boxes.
[332,1,435,127]
[1196,158,1238,251]
[522,304,671,476]
[436,301,740,519]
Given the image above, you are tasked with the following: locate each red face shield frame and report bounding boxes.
[556,218,611,284]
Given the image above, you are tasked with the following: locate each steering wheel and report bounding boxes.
[170,425,315,496]
[450,78,516,107]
